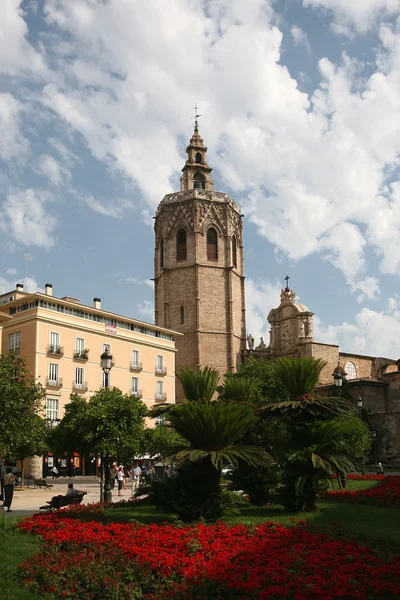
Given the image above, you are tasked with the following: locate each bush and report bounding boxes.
[230,464,282,506]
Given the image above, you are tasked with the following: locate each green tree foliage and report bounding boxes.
[226,356,288,405]
[47,388,148,465]
[177,365,220,402]
[0,353,47,469]
[274,357,326,398]
[146,366,271,521]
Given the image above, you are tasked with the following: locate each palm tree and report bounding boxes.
[219,376,258,402]
[147,366,271,521]
[259,357,355,422]
[283,420,362,511]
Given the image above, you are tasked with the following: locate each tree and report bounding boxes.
[47,388,148,468]
[0,353,47,477]
[147,366,272,521]
[258,357,365,512]
[225,356,288,405]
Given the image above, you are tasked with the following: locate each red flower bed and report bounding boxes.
[18,512,400,599]
[328,476,400,508]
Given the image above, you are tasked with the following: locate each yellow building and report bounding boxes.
[0,283,180,477]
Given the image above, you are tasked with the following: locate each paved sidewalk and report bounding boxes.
[1,476,134,519]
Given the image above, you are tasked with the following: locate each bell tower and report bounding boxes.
[154,123,246,401]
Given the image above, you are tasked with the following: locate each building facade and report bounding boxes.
[154,124,246,400]
[0,283,179,476]
[245,280,400,462]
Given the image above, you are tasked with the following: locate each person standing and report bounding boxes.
[3,467,16,512]
[131,463,141,494]
[117,467,124,497]
[51,466,59,479]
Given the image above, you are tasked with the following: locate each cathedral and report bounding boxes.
[153,124,400,462]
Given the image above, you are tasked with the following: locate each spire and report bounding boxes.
[180,109,214,192]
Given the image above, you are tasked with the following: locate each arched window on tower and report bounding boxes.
[207,227,218,261]
[176,229,187,261]
[344,361,357,380]
[195,152,202,164]
[193,172,205,189]
[160,238,164,268]
[180,306,184,325]
[232,235,237,268]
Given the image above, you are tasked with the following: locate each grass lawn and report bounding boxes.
[0,516,42,600]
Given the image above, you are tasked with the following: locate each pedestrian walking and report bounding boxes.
[3,467,16,512]
[131,463,141,494]
[117,466,124,497]
[118,465,126,490]
[51,466,59,479]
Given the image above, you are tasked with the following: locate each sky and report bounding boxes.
[1,0,400,359]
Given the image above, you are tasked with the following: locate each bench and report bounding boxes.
[39,492,86,511]
[33,478,53,490]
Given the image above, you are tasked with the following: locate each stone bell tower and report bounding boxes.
[154,122,246,400]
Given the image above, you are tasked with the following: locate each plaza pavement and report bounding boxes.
[1,476,134,519]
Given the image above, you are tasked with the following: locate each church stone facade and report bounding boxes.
[154,125,246,401]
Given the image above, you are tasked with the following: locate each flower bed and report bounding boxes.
[328,476,400,508]
[18,511,400,599]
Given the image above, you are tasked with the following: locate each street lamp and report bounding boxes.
[332,365,344,392]
[357,397,363,418]
[100,349,113,503]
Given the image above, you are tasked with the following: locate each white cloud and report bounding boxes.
[0,0,45,75]
[36,154,70,186]
[0,93,30,161]
[315,307,400,358]
[245,278,282,346]
[304,0,400,35]
[0,274,41,295]
[78,193,133,218]
[290,25,311,52]
[3,0,400,297]
[136,299,154,323]
[5,268,17,276]
[0,189,57,248]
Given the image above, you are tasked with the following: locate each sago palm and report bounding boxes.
[166,400,272,470]
[219,376,258,402]
[177,365,220,402]
[260,357,355,421]
[283,420,362,511]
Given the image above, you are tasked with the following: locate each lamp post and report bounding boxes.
[356,397,363,419]
[372,429,378,464]
[332,366,343,395]
[100,349,113,503]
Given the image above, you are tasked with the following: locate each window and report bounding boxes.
[180,306,184,325]
[49,363,58,383]
[156,380,163,398]
[207,227,218,261]
[195,152,202,164]
[232,235,237,268]
[176,229,187,261]
[46,398,59,422]
[132,350,139,368]
[103,343,111,353]
[132,377,139,394]
[156,355,164,373]
[50,332,60,350]
[8,332,20,355]
[75,367,84,386]
[160,238,164,268]
[76,338,85,354]
[155,415,165,427]
[344,361,357,380]
[193,172,205,189]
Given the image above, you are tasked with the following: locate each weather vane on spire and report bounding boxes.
[193,104,201,129]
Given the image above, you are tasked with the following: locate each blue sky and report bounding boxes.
[2,0,400,358]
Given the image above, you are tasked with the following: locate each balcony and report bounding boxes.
[130,362,143,372]
[72,381,88,392]
[47,345,64,357]
[131,390,143,399]
[155,393,167,402]
[73,350,89,362]
[155,366,167,376]
[46,377,63,388]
